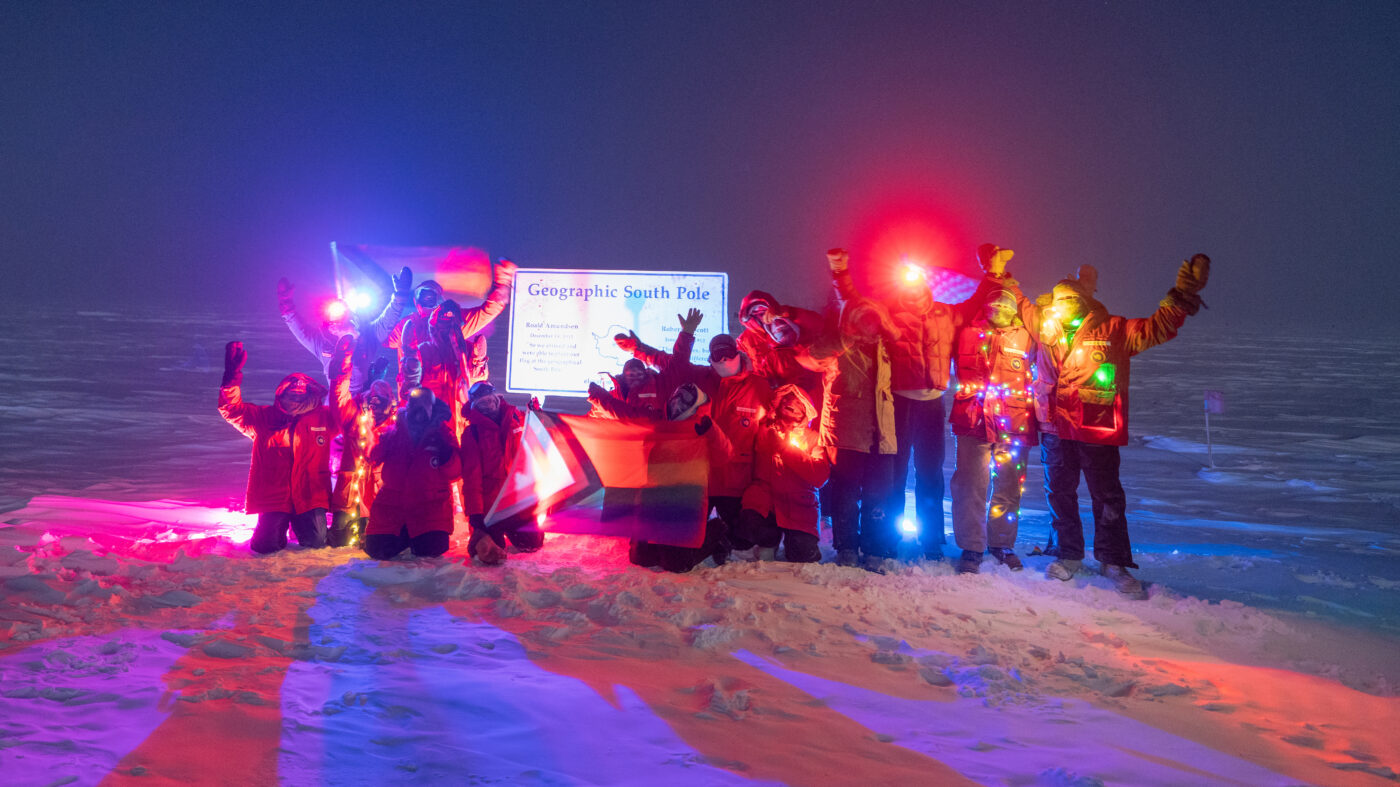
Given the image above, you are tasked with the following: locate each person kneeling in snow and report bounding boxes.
[1023,255,1211,596]
[460,381,543,564]
[949,273,1037,575]
[629,383,735,572]
[736,384,829,562]
[218,341,334,553]
[328,336,397,548]
[364,387,459,559]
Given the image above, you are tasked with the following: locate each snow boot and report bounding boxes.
[989,548,1023,571]
[956,550,982,575]
[1046,559,1082,581]
[1101,564,1145,598]
[468,529,508,565]
[859,554,888,575]
[755,546,777,561]
[835,549,859,567]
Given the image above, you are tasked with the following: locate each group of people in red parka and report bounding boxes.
[221,260,532,564]
[221,245,1210,597]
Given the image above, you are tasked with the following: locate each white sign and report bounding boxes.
[507,269,729,396]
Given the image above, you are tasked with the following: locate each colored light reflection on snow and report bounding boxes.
[10,496,260,554]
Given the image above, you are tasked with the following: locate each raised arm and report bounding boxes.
[367,266,414,344]
[217,341,272,438]
[399,323,424,401]
[1125,254,1209,355]
[329,335,359,429]
[826,248,860,304]
[460,259,517,338]
[276,278,325,355]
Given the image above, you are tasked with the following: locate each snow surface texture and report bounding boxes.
[1,311,1398,785]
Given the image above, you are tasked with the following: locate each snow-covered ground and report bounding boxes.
[1,309,1398,785]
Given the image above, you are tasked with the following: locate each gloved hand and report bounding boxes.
[587,381,608,401]
[427,438,455,469]
[331,334,355,375]
[1176,253,1210,294]
[677,307,703,334]
[369,356,391,382]
[392,266,413,296]
[826,248,849,274]
[614,331,639,353]
[986,248,1013,276]
[528,396,542,412]
[695,415,713,436]
[276,278,295,312]
[493,259,518,288]
[222,341,247,388]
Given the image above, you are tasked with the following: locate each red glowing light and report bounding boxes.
[324,300,349,321]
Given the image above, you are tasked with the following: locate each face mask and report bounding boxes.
[277,392,317,416]
[711,355,742,378]
[767,317,798,347]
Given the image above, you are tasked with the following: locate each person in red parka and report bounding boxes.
[460,381,542,564]
[386,258,517,393]
[737,384,829,563]
[737,290,826,406]
[327,336,397,548]
[402,299,492,427]
[628,382,737,572]
[617,311,771,562]
[218,341,334,554]
[1022,255,1211,596]
[949,281,1037,575]
[586,358,662,420]
[364,386,460,559]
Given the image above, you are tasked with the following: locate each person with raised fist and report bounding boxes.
[217,341,335,553]
[1026,254,1212,597]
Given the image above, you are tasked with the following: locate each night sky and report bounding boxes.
[3,1,1396,328]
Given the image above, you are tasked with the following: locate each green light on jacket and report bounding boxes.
[1093,363,1116,387]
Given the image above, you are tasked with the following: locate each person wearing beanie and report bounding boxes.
[614,309,772,562]
[386,258,519,393]
[825,246,1012,564]
[217,341,335,554]
[629,383,738,572]
[459,379,542,564]
[363,386,460,560]
[587,357,662,420]
[1020,254,1212,597]
[327,336,399,548]
[274,265,414,396]
[948,286,1037,575]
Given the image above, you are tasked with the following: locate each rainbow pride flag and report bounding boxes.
[485,411,709,548]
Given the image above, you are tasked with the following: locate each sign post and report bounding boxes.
[1203,389,1225,468]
